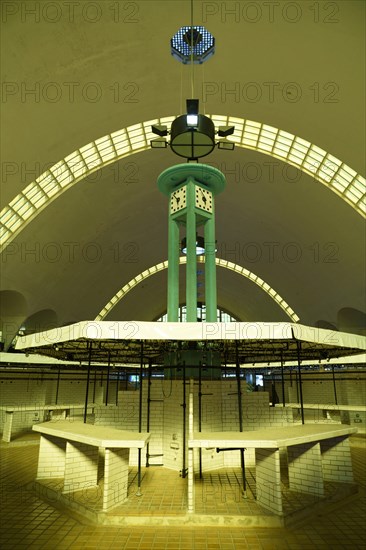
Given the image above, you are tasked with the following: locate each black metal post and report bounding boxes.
[137,340,143,495]
[105,352,111,405]
[296,341,305,424]
[84,342,92,423]
[115,369,119,405]
[281,353,286,406]
[146,360,152,467]
[235,342,246,497]
[92,367,97,403]
[181,361,187,478]
[332,364,338,405]
[198,361,202,478]
[55,366,61,404]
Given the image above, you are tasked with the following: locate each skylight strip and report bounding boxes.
[95,257,300,323]
[1,116,364,253]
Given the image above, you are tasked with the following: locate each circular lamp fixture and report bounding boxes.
[181,236,205,255]
[170,114,215,160]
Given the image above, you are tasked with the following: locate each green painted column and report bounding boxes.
[167,216,179,321]
[186,180,197,321]
[204,213,217,322]
[157,163,226,324]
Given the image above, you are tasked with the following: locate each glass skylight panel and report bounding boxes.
[7,217,22,232]
[41,175,59,197]
[258,136,274,152]
[359,197,366,213]
[111,128,127,140]
[332,178,348,192]
[95,137,116,162]
[228,133,241,144]
[326,153,342,170]
[228,116,243,126]
[336,171,353,188]
[1,208,19,225]
[36,171,54,189]
[114,143,132,156]
[128,123,143,133]
[308,145,326,161]
[16,200,35,220]
[65,153,88,179]
[128,129,144,141]
[276,132,294,147]
[130,135,146,148]
[211,114,228,123]
[344,186,362,202]
[273,144,291,158]
[288,150,306,164]
[318,164,337,183]
[292,139,310,154]
[24,186,45,206]
[353,176,365,191]
[9,194,27,211]
[0,226,11,240]
[81,148,102,169]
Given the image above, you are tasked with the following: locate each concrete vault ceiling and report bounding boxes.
[1,0,365,342]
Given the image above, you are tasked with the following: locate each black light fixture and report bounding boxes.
[151,100,235,159]
[151,124,168,137]
[186,99,199,126]
[181,235,205,255]
[217,140,235,151]
[151,139,168,149]
[170,99,216,161]
[151,124,169,148]
[218,126,235,137]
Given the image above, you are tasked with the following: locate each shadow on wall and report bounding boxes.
[0,290,28,351]
[315,308,366,336]
[338,308,366,336]
[0,295,59,351]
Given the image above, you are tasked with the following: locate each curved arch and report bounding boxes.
[95,256,300,323]
[1,115,365,252]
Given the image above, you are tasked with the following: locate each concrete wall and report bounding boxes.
[1,368,365,455]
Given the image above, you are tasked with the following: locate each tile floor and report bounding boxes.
[0,434,365,549]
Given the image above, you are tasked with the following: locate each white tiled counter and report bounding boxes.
[188,424,357,515]
[0,403,97,442]
[33,421,150,511]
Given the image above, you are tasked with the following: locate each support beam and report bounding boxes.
[204,214,217,322]
[186,181,197,321]
[84,342,92,424]
[235,342,246,497]
[167,217,179,321]
[137,340,144,496]
[296,341,305,424]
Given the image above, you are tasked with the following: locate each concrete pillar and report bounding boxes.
[320,435,354,483]
[255,448,283,515]
[103,448,130,511]
[2,412,14,442]
[287,441,324,496]
[36,435,66,479]
[63,440,98,494]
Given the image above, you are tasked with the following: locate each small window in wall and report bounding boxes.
[156,304,238,322]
